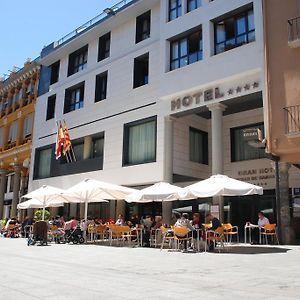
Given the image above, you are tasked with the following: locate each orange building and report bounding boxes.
[0,59,39,219]
[263,0,300,243]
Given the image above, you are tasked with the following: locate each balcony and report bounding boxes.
[288,17,300,48]
[284,105,300,136]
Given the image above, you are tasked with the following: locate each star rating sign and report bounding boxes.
[236,86,242,93]
[227,88,234,95]
[253,81,259,88]
[244,84,250,91]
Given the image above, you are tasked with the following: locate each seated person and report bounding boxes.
[174,212,194,250]
[258,211,270,228]
[205,212,222,251]
[21,216,34,237]
[191,213,203,239]
[115,214,125,226]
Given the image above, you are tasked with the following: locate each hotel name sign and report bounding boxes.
[171,81,260,111]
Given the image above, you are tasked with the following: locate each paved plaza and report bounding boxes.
[0,239,300,300]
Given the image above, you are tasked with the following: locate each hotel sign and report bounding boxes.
[171,81,260,111]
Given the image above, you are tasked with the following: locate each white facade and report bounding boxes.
[29,0,299,199]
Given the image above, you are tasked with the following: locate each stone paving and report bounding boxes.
[0,238,299,300]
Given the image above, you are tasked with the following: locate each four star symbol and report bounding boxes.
[236,86,242,93]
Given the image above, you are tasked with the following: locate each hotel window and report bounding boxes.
[72,140,84,161]
[170,29,203,71]
[231,123,266,162]
[50,60,60,85]
[123,116,156,166]
[46,95,56,120]
[8,121,18,144]
[136,11,151,43]
[169,0,182,21]
[98,32,111,62]
[187,0,202,12]
[214,7,255,55]
[68,45,88,76]
[92,135,104,159]
[37,147,52,179]
[64,82,85,114]
[189,127,208,164]
[23,114,33,139]
[133,53,149,88]
[95,71,108,102]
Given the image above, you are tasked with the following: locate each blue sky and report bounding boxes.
[0,0,117,76]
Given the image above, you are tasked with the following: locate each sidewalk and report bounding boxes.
[0,239,299,300]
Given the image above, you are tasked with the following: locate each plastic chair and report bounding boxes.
[94,225,107,242]
[205,226,226,252]
[160,226,175,251]
[260,224,279,245]
[223,223,239,243]
[173,227,193,251]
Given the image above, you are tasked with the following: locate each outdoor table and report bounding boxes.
[244,224,261,244]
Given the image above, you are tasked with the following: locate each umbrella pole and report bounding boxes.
[84,200,88,242]
[42,205,45,221]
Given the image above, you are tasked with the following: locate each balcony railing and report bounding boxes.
[288,17,300,47]
[284,105,300,135]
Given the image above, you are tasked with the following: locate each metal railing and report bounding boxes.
[288,16,300,42]
[284,105,300,134]
[55,0,135,47]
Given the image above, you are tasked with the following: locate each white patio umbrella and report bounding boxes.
[17,198,63,210]
[21,185,65,220]
[180,174,263,199]
[58,179,137,227]
[125,182,184,203]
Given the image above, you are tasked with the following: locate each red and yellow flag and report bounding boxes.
[63,122,71,155]
[55,123,65,159]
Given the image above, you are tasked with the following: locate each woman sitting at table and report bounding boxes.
[115,214,125,226]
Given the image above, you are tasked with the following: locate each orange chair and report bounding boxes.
[173,227,193,251]
[223,223,239,243]
[160,226,175,250]
[205,226,226,252]
[260,224,279,245]
[94,225,108,242]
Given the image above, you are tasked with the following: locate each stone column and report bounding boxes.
[207,103,226,222]
[116,200,126,218]
[11,164,21,218]
[0,169,7,220]
[279,162,295,244]
[162,116,174,226]
[83,136,92,160]
[109,200,116,221]
[17,172,28,221]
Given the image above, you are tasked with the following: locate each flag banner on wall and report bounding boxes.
[55,123,65,160]
[63,121,71,155]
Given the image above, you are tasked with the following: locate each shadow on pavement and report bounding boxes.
[217,246,291,255]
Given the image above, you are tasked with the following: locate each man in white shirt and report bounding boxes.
[258,212,270,227]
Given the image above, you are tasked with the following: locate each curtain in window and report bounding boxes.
[23,114,33,138]
[128,120,155,164]
[9,121,18,142]
[190,129,204,163]
[92,138,104,158]
[38,148,52,178]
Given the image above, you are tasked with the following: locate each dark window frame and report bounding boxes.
[136,10,151,43]
[50,61,60,85]
[169,0,182,21]
[46,94,56,121]
[91,133,105,159]
[98,32,111,62]
[187,0,202,13]
[170,29,203,71]
[64,82,85,114]
[123,116,157,167]
[230,122,266,162]
[189,127,208,165]
[214,7,255,55]
[133,53,149,89]
[68,45,88,76]
[95,71,108,102]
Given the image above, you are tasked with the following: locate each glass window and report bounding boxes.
[133,53,149,88]
[187,0,202,12]
[169,0,182,21]
[37,148,52,179]
[8,121,18,143]
[123,117,156,166]
[95,71,108,102]
[231,123,266,162]
[46,95,56,120]
[68,45,88,76]
[23,114,33,139]
[189,127,208,164]
[64,82,85,114]
[50,61,60,85]
[92,136,104,158]
[170,29,203,71]
[72,142,84,161]
[136,11,151,43]
[98,33,111,62]
[214,8,255,55]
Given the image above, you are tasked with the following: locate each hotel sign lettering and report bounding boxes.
[171,81,260,111]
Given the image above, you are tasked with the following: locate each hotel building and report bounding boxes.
[0,60,39,219]
[30,0,300,238]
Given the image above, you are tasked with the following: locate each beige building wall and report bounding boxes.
[264,0,300,163]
